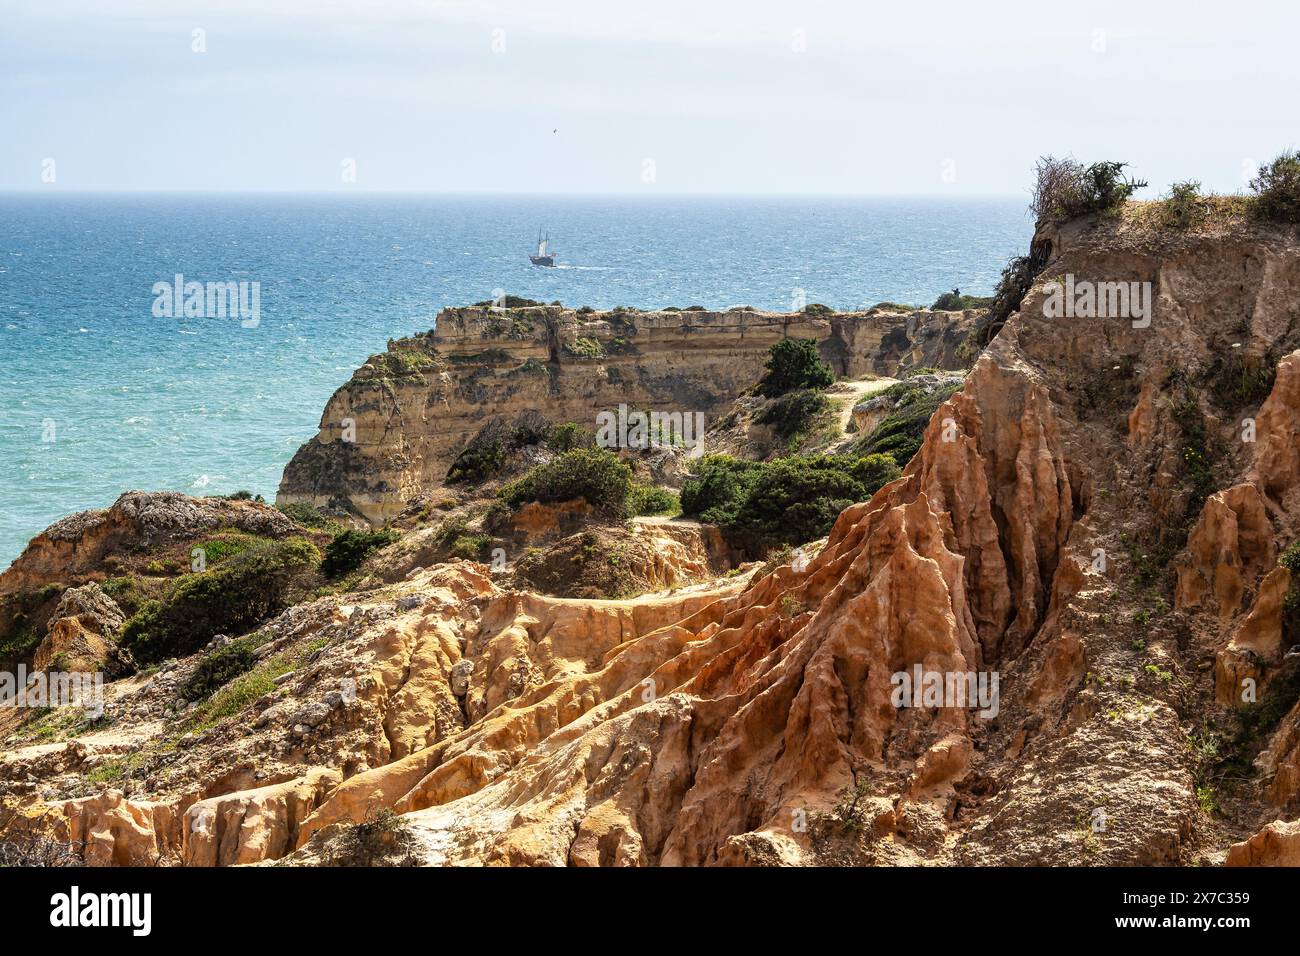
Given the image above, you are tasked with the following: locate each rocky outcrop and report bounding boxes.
[1227,818,1300,866]
[54,790,186,867]
[1252,351,1300,515]
[182,768,340,867]
[1214,565,1290,706]
[1175,483,1274,622]
[32,583,127,674]
[276,306,977,523]
[0,491,300,597]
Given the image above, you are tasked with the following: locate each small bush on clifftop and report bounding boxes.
[1250,150,1300,223]
[1031,156,1147,223]
[1160,181,1207,229]
[931,288,994,311]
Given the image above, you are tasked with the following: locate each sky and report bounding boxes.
[1,0,1296,195]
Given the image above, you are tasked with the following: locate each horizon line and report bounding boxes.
[0,188,1030,201]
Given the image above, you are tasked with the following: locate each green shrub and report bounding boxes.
[321,528,399,578]
[1250,151,1300,223]
[802,303,835,315]
[99,576,156,617]
[0,626,41,664]
[500,449,634,516]
[450,533,492,561]
[851,453,903,489]
[1031,156,1147,223]
[679,455,763,525]
[446,420,509,484]
[197,532,262,566]
[278,502,344,532]
[448,414,560,483]
[180,633,269,701]
[1161,180,1206,229]
[731,457,866,544]
[120,538,319,663]
[628,484,679,516]
[564,336,604,358]
[472,295,543,308]
[680,453,899,547]
[0,583,66,659]
[756,338,834,398]
[548,422,590,452]
[1281,542,1300,574]
[384,350,437,376]
[757,389,831,443]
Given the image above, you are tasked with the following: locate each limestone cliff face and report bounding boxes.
[276,306,975,522]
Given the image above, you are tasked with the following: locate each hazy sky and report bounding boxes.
[1,0,1295,194]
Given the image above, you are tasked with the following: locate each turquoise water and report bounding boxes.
[0,194,1030,569]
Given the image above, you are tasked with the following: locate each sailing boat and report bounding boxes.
[529,229,556,267]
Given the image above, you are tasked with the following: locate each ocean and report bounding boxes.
[0,193,1030,570]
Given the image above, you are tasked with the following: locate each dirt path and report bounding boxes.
[823,375,899,454]
[632,514,704,530]
[830,375,899,432]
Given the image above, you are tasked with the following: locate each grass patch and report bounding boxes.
[278,502,347,535]
[854,380,962,467]
[181,638,326,733]
[757,388,832,447]
[179,632,272,702]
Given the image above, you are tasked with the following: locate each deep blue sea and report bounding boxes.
[0,194,1030,569]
